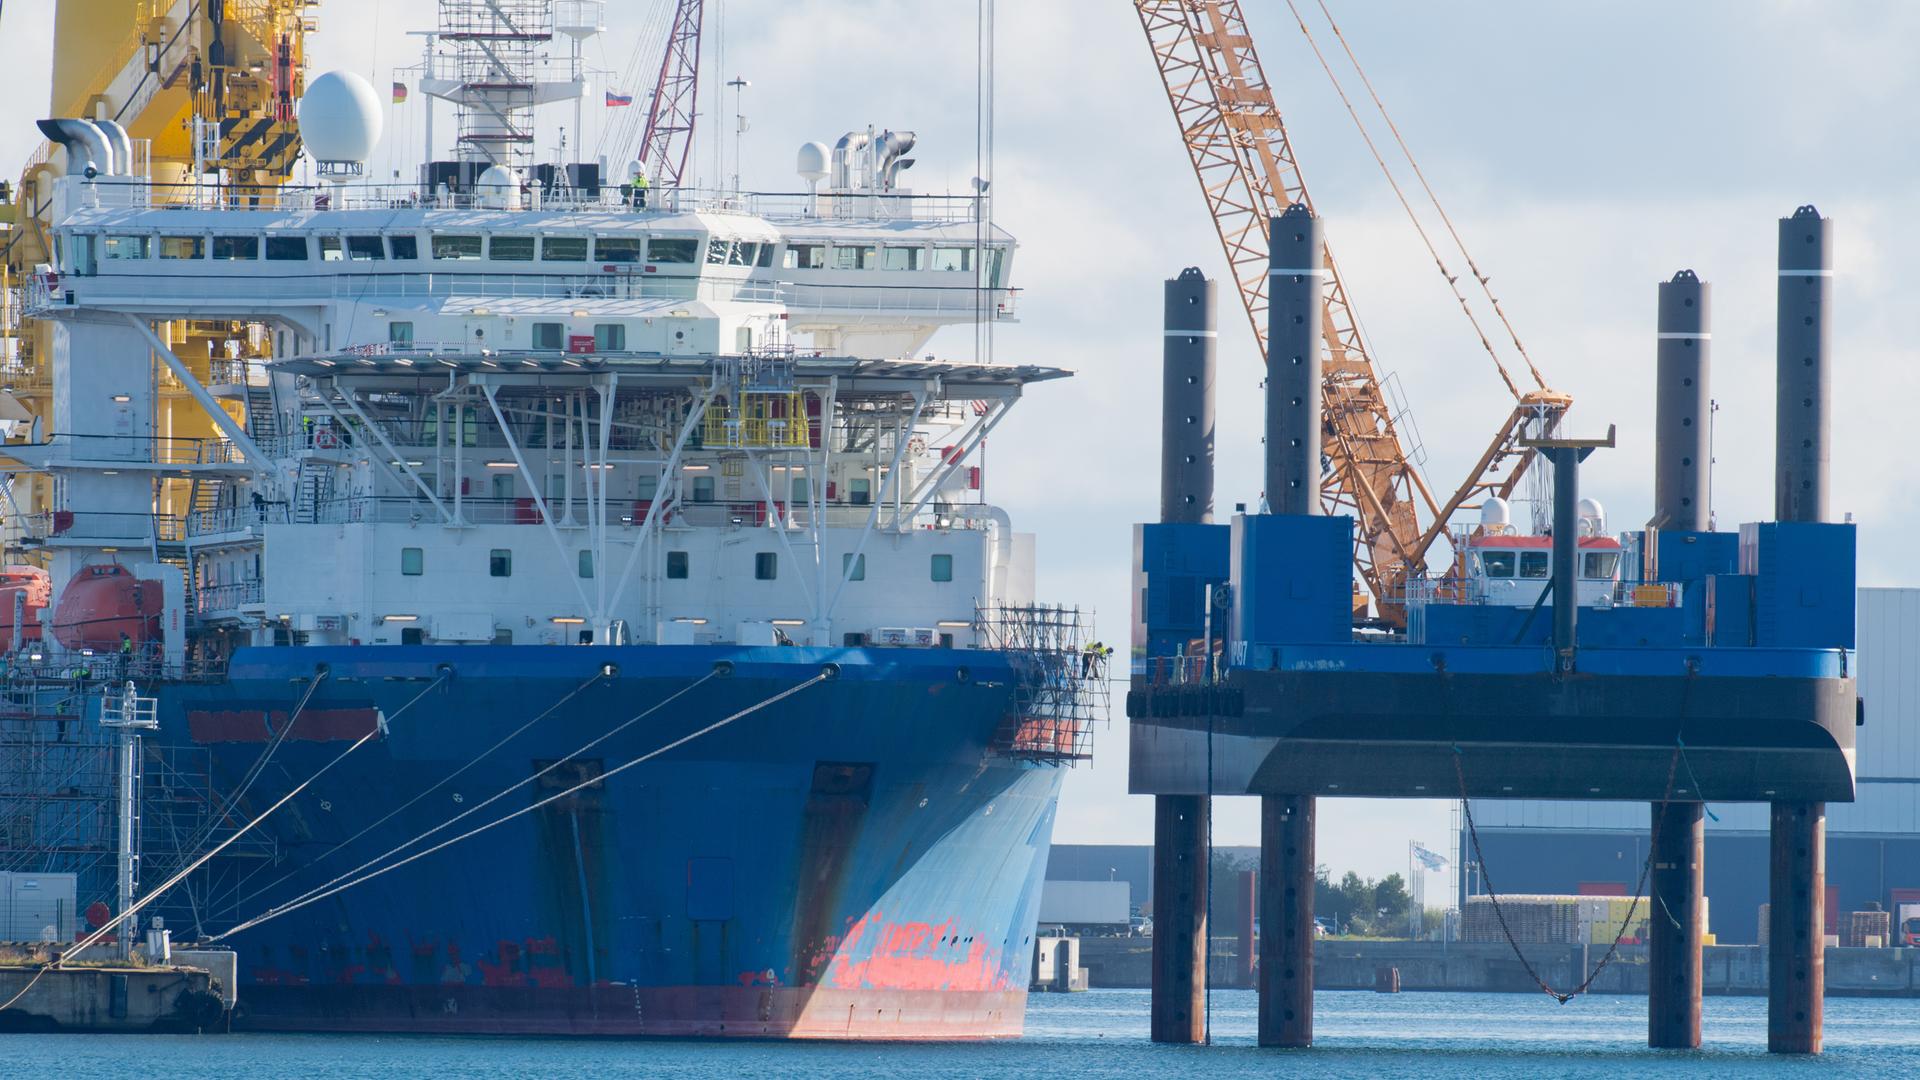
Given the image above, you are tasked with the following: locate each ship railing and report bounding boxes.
[34,432,238,468]
[269,494,992,532]
[188,501,290,538]
[0,644,228,686]
[195,578,264,615]
[1610,580,1682,609]
[70,177,984,224]
[1401,575,1488,607]
[206,357,270,387]
[23,510,185,546]
[332,272,784,305]
[781,281,1018,321]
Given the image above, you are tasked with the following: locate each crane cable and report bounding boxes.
[230,666,722,921]
[1311,0,1549,393]
[203,667,834,944]
[230,666,618,910]
[1280,0,1523,402]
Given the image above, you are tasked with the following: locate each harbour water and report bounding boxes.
[6,989,1919,1077]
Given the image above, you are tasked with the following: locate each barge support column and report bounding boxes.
[1769,206,1832,1055]
[1648,800,1705,1048]
[1149,267,1217,1045]
[1649,270,1709,1049]
[1258,795,1314,1048]
[1256,210,1322,1048]
[1768,802,1825,1053]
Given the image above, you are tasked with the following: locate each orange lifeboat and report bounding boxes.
[50,563,162,651]
[0,565,50,643]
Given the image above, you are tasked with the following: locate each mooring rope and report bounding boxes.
[204,667,832,944]
[233,668,617,910]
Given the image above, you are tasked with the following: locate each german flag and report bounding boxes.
[392,82,409,104]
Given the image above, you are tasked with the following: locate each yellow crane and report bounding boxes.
[1135,0,1571,624]
[3,0,314,539]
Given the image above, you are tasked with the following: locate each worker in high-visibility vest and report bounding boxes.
[631,166,651,210]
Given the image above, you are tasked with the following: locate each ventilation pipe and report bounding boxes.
[829,129,872,191]
[875,130,917,190]
[36,118,114,177]
[95,119,134,176]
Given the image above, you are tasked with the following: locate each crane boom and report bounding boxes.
[638,0,703,187]
[1135,0,1569,622]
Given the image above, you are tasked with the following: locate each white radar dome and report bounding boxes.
[1577,496,1606,535]
[797,141,830,184]
[1479,496,1512,530]
[299,71,384,180]
[476,164,523,210]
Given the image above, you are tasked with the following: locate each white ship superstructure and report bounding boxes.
[16,112,1047,663]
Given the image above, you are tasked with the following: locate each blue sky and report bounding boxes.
[6,1,1914,892]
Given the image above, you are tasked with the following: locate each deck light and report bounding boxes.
[111,394,131,402]
[551,616,587,625]
[382,614,419,623]
[937,620,970,628]
[485,461,516,468]
[771,619,805,627]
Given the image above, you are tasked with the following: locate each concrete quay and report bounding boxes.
[1081,938,1920,997]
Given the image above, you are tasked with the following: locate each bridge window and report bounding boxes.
[849,477,872,505]
[842,553,865,582]
[490,235,535,261]
[646,236,698,264]
[732,242,759,267]
[1481,551,1515,578]
[388,234,419,260]
[707,238,733,264]
[578,550,594,579]
[542,236,588,262]
[1581,552,1621,579]
[691,475,715,502]
[594,323,625,351]
[102,235,149,260]
[931,554,954,582]
[595,236,642,263]
[756,243,776,268]
[265,235,308,261]
[882,246,922,271]
[432,234,484,261]
[490,549,513,577]
[834,245,878,270]
[755,552,778,580]
[389,321,414,345]
[212,236,259,260]
[531,322,565,350]
[319,236,343,262]
[931,247,974,272]
[667,551,689,579]
[1518,551,1549,579]
[158,235,204,260]
[346,236,385,261]
[784,243,825,270]
[401,547,423,576]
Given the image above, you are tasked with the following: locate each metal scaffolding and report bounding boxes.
[977,604,1109,762]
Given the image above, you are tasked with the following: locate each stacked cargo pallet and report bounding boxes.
[1846,909,1891,948]
[1462,894,1674,945]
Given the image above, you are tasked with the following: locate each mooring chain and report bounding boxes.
[1447,658,1691,1003]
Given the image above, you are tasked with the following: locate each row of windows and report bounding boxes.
[397,547,955,582]
[93,231,999,273]
[1478,550,1621,580]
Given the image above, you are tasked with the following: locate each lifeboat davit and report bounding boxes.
[0,565,50,643]
[50,564,162,651]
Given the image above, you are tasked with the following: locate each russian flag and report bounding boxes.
[605,90,634,107]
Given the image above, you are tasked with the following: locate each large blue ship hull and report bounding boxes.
[151,645,1062,1037]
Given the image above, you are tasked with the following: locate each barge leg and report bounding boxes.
[1257,794,1313,1048]
[1767,801,1825,1053]
[1648,800,1704,1049]
[1149,794,1208,1043]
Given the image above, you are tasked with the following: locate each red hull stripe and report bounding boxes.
[232,984,1029,1039]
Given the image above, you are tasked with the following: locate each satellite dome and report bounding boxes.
[796,141,830,184]
[299,71,383,180]
[475,165,523,210]
[1479,496,1512,530]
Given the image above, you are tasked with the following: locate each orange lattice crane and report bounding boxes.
[1135,0,1571,624]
